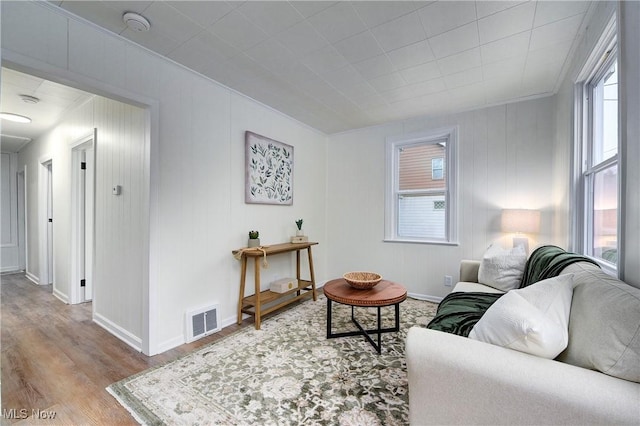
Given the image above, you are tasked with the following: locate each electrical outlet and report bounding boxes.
[444,275,453,287]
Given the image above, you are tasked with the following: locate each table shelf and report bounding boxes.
[233,242,318,329]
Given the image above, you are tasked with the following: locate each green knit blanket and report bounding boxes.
[427,245,599,336]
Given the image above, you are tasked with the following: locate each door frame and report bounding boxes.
[17,166,27,272]
[70,130,96,305]
[37,156,53,288]
[5,43,157,353]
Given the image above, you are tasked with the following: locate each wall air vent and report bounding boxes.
[185,304,220,343]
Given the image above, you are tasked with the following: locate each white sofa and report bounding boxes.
[406,260,640,425]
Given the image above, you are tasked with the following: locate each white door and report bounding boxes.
[71,134,95,304]
[46,162,53,285]
[82,146,95,301]
[17,169,26,271]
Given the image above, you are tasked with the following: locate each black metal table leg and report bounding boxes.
[326,298,332,338]
[326,300,401,354]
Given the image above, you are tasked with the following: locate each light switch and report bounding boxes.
[112,185,121,195]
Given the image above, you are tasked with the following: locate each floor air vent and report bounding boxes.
[186,304,220,343]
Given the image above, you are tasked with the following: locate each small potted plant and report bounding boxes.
[295,219,304,236]
[248,230,260,248]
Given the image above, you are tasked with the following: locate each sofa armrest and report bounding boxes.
[459,260,480,283]
[406,327,640,425]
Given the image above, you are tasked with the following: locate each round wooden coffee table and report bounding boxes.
[323,278,407,354]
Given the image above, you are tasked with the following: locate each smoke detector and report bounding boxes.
[19,94,40,104]
[123,12,150,32]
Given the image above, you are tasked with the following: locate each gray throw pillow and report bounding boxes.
[558,262,640,383]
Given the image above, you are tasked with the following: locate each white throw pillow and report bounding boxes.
[477,244,527,291]
[469,274,574,359]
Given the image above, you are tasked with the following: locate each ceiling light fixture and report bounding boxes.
[123,12,150,32]
[19,94,40,104]
[0,112,32,123]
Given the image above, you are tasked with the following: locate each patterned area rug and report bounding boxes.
[107,295,437,425]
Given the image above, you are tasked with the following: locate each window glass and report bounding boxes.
[386,129,456,244]
[432,157,444,180]
[592,61,618,164]
[592,165,618,264]
[398,144,446,190]
[578,50,618,269]
[398,194,446,239]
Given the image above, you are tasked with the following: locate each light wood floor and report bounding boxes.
[0,272,303,425]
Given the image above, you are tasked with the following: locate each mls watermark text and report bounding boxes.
[2,408,57,420]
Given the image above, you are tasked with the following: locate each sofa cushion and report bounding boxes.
[469,274,574,359]
[558,262,640,383]
[478,244,527,291]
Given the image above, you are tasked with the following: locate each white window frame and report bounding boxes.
[573,15,619,275]
[385,127,458,245]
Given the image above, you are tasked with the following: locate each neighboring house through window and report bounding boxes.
[385,127,457,244]
[574,16,619,272]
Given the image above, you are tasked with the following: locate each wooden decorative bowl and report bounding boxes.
[343,272,382,289]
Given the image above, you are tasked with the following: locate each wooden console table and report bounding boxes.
[233,242,318,329]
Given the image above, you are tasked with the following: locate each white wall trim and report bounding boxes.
[94,312,143,352]
[37,156,52,286]
[384,126,459,245]
[18,165,28,272]
[69,131,96,305]
[155,309,242,354]
[52,287,68,304]
[155,336,185,355]
[408,293,444,304]
[25,271,39,284]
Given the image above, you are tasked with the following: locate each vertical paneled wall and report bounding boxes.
[92,97,147,341]
[2,1,328,354]
[553,1,640,288]
[618,2,640,287]
[17,96,147,344]
[0,152,19,271]
[326,98,556,300]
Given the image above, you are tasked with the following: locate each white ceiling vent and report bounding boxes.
[123,12,150,32]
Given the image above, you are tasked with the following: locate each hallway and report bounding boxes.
[0,273,250,424]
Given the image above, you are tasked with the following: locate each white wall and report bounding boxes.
[552,1,615,254]
[553,1,640,288]
[17,96,148,346]
[618,1,640,287]
[0,152,20,272]
[2,1,328,355]
[326,98,557,300]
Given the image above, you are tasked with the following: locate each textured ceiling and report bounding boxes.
[27,1,593,134]
[0,68,94,152]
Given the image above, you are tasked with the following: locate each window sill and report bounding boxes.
[583,255,618,278]
[383,238,459,246]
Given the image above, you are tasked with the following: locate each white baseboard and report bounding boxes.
[154,313,238,355]
[0,266,20,273]
[155,336,185,354]
[408,292,443,304]
[94,312,142,352]
[25,271,39,284]
[53,288,69,304]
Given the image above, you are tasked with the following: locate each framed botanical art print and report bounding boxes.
[245,131,293,205]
